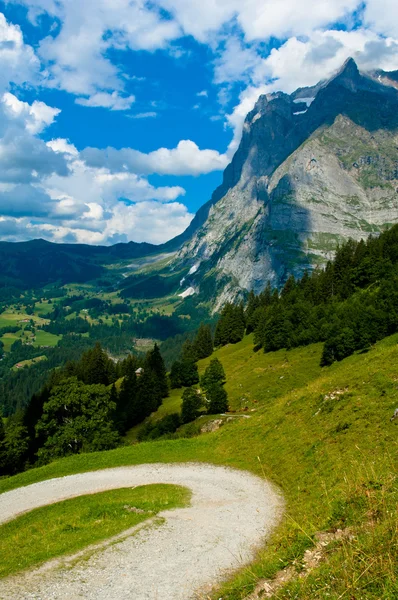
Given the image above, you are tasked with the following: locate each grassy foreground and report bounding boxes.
[0,484,189,579]
[1,334,398,598]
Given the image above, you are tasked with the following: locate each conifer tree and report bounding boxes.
[170,360,199,388]
[136,369,161,419]
[258,282,272,306]
[181,387,203,424]
[116,358,138,432]
[201,357,226,392]
[180,361,200,386]
[181,339,198,363]
[214,303,245,347]
[193,324,213,359]
[281,274,296,297]
[245,291,260,333]
[170,360,183,389]
[145,343,168,399]
[1,412,29,474]
[262,305,291,352]
[0,413,5,474]
[207,383,228,415]
[80,343,109,385]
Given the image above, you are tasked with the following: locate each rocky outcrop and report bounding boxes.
[172,59,398,307]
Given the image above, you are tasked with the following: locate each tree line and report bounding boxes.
[139,356,229,441]
[214,224,398,365]
[0,342,168,476]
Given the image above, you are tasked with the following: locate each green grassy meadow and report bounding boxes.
[0,309,49,328]
[12,355,47,371]
[0,308,60,353]
[1,333,398,598]
[32,330,62,348]
[0,484,189,578]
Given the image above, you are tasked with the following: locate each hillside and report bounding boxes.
[1,332,397,598]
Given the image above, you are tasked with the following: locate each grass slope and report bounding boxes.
[0,484,189,578]
[1,334,398,598]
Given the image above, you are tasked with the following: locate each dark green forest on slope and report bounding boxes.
[215,223,398,366]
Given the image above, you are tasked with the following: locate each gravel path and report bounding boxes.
[0,463,283,600]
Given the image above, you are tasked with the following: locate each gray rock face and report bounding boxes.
[174,59,398,307]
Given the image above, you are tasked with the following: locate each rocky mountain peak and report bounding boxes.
[333,56,360,81]
[172,60,398,309]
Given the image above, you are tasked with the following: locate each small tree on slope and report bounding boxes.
[181,387,203,424]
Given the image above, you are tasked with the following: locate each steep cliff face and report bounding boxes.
[174,59,398,307]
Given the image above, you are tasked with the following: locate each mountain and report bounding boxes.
[0,238,160,289]
[2,59,398,306]
[171,58,398,308]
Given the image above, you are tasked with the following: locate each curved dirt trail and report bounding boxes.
[0,463,282,600]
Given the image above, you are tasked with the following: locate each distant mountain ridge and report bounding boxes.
[0,238,161,288]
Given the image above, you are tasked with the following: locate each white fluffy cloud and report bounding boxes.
[0,12,40,92]
[10,0,362,100]
[81,139,229,176]
[45,139,187,203]
[364,0,398,39]
[157,0,359,42]
[16,0,180,98]
[0,97,67,184]
[2,92,61,133]
[0,134,193,244]
[75,91,136,111]
[9,200,193,245]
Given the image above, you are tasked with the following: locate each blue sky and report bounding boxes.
[0,0,397,245]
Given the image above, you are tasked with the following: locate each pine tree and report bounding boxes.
[253,306,268,349]
[245,291,260,333]
[170,360,183,389]
[170,360,200,388]
[258,282,272,306]
[262,305,291,352]
[80,343,109,385]
[207,383,228,415]
[193,324,213,359]
[180,361,200,386]
[181,387,203,424]
[1,412,29,474]
[116,359,138,432]
[181,339,197,363]
[201,357,225,392]
[214,303,245,347]
[281,274,296,298]
[0,412,5,474]
[145,344,168,399]
[136,369,161,419]
[230,303,245,343]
